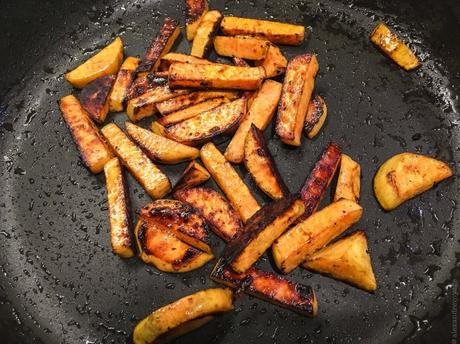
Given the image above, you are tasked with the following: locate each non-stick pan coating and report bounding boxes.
[0,0,459,343]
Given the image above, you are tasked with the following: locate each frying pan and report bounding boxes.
[0,0,459,343]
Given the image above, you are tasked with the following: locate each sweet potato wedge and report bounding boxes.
[139,199,212,253]
[200,143,260,222]
[163,97,246,146]
[109,56,141,112]
[133,288,233,344]
[104,158,134,258]
[191,10,222,58]
[169,62,265,90]
[224,79,282,163]
[125,122,199,164]
[244,124,289,200]
[304,95,327,138]
[59,95,113,174]
[156,90,239,115]
[186,0,209,41]
[151,121,168,137]
[174,187,242,242]
[158,52,212,71]
[224,195,305,273]
[220,16,305,46]
[276,54,319,146]
[65,37,123,88]
[334,154,361,203]
[158,97,229,126]
[211,259,317,317]
[101,123,171,198]
[172,160,210,192]
[272,199,363,274]
[135,218,213,272]
[214,36,270,60]
[302,230,377,292]
[370,22,420,71]
[374,152,452,210]
[125,74,166,102]
[78,74,116,123]
[254,43,287,78]
[231,57,256,107]
[137,17,180,74]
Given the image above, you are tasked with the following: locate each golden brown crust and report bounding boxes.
[191,10,222,57]
[214,36,270,60]
[185,0,209,41]
[254,43,287,77]
[158,53,212,71]
[109,56,141,112]
[334,154,361,203]
[172,160,210,192]
[79,74,116,123]
[125,74,166,102]
[304,95,327,137]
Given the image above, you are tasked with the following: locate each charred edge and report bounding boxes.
[125,75,167,101]
[142,203,196,223]
[137,220,150,254]
[79,75,116,121]
[137,18,179,73]
[118,69,138,106]
[171,161,196,192]
[186,0,207,24]
[174,248,200,268]
[202,16,223,58]
[304,96,325,133]
[160,92,203,114]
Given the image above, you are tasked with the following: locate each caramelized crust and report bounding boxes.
[79,74,116,123]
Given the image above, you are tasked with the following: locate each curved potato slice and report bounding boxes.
[174,187,242,242]
[125,122,199,164]
[133,288,233,344]
[79,74,116,123]
[304,95,327,139]
[65,37,123,88]
[186,0,209,41]
[374,152,452,210]
[135,218,213,272]
[172,160,210,192]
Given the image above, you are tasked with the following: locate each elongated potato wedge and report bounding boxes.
[186,0,209,41]
[156,90,239,115]
[276,54,319,146]
[304,95,327,138]
[158,98,229,126]
[272,199,363,274]
[139,199,212,253]
[224,196,305,273]
[126,74,166,102]
[211,259,317,317]
[214,36,270,60]
[303,231,377,292]
[244,125,289,199]
[172,160,210,192]
[101,123,171,198]
[225,79,282,163]
[79,74,116,123]
[125,122,199,164]
[151,121,168,137]
[135,218,213,272]
[169,62,265,90]
[164,97,246,146]
[174,187,242,242]
[221,17,305,46]
[133,288,233,344]
[158,53,212,71]
[59,95,113,174]
[191,10,222,58]
[374,152,452,210]
[370,22,420,71]
[255,43,287,78]
[127,86,190,122]
[104,158,134,258]
[200,143,260,222]
[231,57,256,107]
[65,37,123,88]
[109,56,141,112]
[334,154,361,203]
[137,18,180,74]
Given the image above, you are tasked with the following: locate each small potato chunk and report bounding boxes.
[304,95,327,139]
[276,54,319,146]
[303,230,377,292]
[109,56,141,112]
[214,36,270,60]
[79,74,116,123]
[172,160,210,192]
[225,79,282,163]
[65,37,123,88]
[186,0,209,41]
[272,199,363,274]
[169,62,265,90]
[255,43,288,78]
[220,16,305,46]
[370,22,420,71]
[374,152,452,210]
[334,154,361,203]
[104,158,134,258]
[101,123,171,199]
[133,288,233,344]
[200,143,260,222]
[125,122,199,164]
[191,10,223,57]
[59,95,113,174]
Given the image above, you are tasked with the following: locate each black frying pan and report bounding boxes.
[0,0,459,343]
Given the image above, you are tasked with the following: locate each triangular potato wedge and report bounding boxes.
[65,37,123,88]
[303,231,377,292]
[172,160,210,192]
[79,74,116,123]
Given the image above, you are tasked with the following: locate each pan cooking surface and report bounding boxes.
[0,0,459,343]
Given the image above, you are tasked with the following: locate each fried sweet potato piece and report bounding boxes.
[254,43,287,78]
[59,95,113,173]
[125,74,166,102]
[191,10,223,57]
[158,52,212,71]
[214,36,270,60]
[109,56,141,112]
[334,154,361,203]
[172,161,210,193]
[79,74,116,123]
[185,0,209,41]
[304,95,327,138]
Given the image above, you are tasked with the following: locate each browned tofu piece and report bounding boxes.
[172,160,210,192]
[191,10,222,58]
[304,95,327,138]
[109,56,141,112]
[214,36,270,60]
[79,74,116,123]
[254,43,288,77]
[185,0,209,41]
